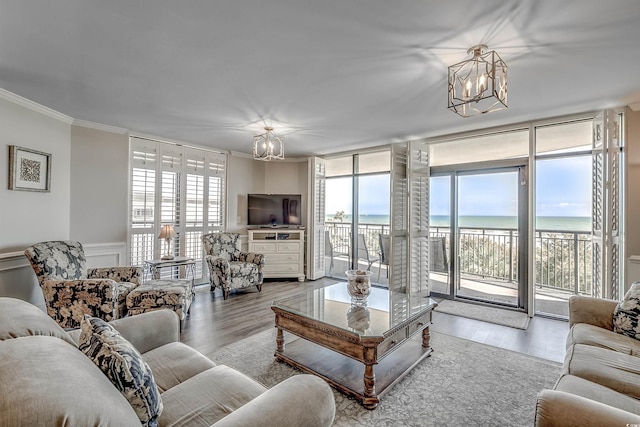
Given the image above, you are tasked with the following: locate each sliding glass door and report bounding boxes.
[455,168,526,307]
[430,164,528,310]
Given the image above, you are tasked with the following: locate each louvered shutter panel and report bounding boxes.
[307,157,326,280]
[591,110,623,299]
[408,141,430,294]
[158,144,183,262]
[606,111,622,299]
[183,148,207,279]
[207,152,226,232]
[390,143,408,292]
[130,138,158,266]
[591,112,604,298]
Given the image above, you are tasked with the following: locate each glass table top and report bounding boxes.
[272,283,437,337]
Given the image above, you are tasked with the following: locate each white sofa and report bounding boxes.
[0,297,335,426]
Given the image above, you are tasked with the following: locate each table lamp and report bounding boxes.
[158,224,177,260]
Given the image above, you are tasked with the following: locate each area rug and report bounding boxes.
[435,299,530,330]
[208,328,559,426]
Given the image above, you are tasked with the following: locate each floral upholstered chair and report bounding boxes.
[24,241,142,329]
[202,232,265,300]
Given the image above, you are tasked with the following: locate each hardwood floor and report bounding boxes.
[180,279,569,363]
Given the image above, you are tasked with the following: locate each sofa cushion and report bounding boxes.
[568,323,640,356]
[613,282,640,339]
[79,316,163,427]
[564,343,640,399]
[555,374,640,415]
[0,335,139,426]
[143,342,216,392]
[159,365,267,427]
[0,297,75,345]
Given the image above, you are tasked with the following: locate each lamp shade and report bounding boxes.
[158,224,177,240]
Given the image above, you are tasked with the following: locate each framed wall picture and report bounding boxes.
[8,145,52,192]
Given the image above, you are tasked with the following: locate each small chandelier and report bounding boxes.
[448,45,507,118]
[253,126,284,161]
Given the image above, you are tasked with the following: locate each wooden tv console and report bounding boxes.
[248,228,305,282]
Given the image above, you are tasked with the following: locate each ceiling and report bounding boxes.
[1,1,640,158]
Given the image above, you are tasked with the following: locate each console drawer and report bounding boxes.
[252,242,277,252]
[267,253,300,264]
[264,264,300,274]
[277,242,300,252]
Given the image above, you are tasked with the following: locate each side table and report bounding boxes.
[143,257,196,287]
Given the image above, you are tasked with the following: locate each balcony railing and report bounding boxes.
[325,221,593,296]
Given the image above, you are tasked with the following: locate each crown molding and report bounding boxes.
[72,119,128,134]
[629,103,640,112]
[0,88,74,124]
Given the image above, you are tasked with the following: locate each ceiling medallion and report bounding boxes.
[448,44,507,118]
[253,126,284,161]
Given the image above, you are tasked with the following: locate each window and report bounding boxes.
[129,137,227,283]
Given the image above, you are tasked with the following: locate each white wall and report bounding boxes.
[226,154,264,232]
[0,96,71,252]
[70,125,129,244]
[0,94,72,306]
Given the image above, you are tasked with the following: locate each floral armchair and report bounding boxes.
[202,232,265,300]
[24,241,142,328]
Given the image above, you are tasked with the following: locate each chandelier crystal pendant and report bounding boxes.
[448,45,507,118]
[253,126,284,161]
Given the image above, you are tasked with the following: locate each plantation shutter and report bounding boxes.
[158,144,183,261]
[390,142,431,294]
[390,143,408,292]
[591,110,623,299]
[130,138,158,266]
[408,141,430,294]
[307,157,326,280]
[183,148,206,279]
[129,137,227,284]
[207,152,226,232]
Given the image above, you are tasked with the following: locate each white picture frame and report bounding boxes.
[8,145,52,192]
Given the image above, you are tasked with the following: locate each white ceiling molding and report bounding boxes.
[72,119,128,134]
[629,103,640,112]
[0,88,73,124]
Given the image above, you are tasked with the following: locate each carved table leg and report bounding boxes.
[362,363,378,409]
[275,327,284,354]
[422,325,431,348]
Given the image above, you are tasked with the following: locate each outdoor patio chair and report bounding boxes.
[357,233,379,271]
[378,234,391,280]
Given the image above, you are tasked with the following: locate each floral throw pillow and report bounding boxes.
[79,316,163,427]
[613,282,640,339]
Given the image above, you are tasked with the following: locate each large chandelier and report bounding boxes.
[448,45,507,118]
[253,126,284,161]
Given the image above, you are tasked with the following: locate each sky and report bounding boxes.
[431,156,591,217]
[327,155,591,219]
[326,175,390,216]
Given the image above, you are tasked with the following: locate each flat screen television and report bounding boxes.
[248,194,302,227]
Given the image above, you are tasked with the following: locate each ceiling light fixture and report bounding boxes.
[253,126,284,161]
[448,44,507,118]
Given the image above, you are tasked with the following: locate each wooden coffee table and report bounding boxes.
[271,283,438,409]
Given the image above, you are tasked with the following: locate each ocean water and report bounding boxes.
[326,214,591,232]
